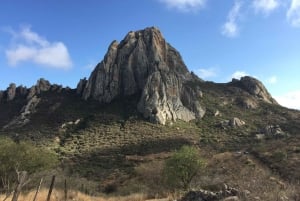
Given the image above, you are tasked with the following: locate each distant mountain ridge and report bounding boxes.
[0,27,278,127]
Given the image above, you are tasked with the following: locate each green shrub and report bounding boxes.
[272,150,287,162]
[163,145,205,190]
[0,137,58,188]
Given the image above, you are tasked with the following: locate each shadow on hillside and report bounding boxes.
[65,137,192,180]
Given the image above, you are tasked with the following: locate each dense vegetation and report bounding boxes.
[0,137,58,191]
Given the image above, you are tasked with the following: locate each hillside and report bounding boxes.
[0,27,299,200]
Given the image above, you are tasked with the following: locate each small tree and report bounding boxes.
[163,145,205,190]
[0,137,58,191]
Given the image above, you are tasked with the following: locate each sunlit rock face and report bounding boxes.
[78,27,205,124]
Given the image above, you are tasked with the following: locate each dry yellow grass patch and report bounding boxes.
[0,189,148,201]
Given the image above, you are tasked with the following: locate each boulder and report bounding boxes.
[262,125,286,138]
[229,117,245,127]
[220,118,245,128]
[180,185,239,201]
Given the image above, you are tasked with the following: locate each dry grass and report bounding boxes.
[0,189,150,201]
[195,151,300,201]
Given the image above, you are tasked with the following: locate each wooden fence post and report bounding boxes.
[11,171,28,201]
[64,179,67,201]
[32,177,43,201]
[46,175,55,201]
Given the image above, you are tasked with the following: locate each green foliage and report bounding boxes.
[271,150,287,162]
[163,145,205,190]
[0,137,58,187]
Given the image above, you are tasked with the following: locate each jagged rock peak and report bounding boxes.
[0,83,28,102]
[78,27,205,124]
[0,78,64,102]
[231,76,277,104]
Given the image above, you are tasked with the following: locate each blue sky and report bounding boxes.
[0,0,300,109]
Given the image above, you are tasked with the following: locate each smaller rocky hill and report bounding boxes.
[230,76,277,104]
[0,79,67,129]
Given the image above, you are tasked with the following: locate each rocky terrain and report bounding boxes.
[0,27,299,200]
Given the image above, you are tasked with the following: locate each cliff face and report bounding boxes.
[77,27,205,124]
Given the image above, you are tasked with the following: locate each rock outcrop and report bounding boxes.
[262,125,286,138]
[77,27,205,124]
[235,97,258,109]
[0,91,3,102]
[229,117,245,127]
[76,78,87,95]
[231,76,277,104]
[6,83,17,101]
[3,96,41,129]
[220,117,245,128]
[27,78,54,99]
[0,83,28,102]
[180,184,239,201]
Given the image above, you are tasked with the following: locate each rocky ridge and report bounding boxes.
[1,27,279,126]
[0,79,64,128]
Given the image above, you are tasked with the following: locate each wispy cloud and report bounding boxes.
[83,62,96,70]
[275,90,300,110]
[287,0,300,27]
[4,25,72,69]
[266,75,277,84]
[231,70,248,80]
[159,0,206,12]
[196,68,217,79]
[221,1,242,38]
[253,0,280,14]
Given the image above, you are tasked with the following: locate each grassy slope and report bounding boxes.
[0,82,299,199]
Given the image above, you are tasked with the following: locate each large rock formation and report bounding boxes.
[77,27,205,124]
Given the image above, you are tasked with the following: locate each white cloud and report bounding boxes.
[266,75,277,84]
[159,0,206,12]
[275,90,300,110]
[5,26,72,69]
[287,0,300,27]
[231,70,248,79]
[20,26,49,46]
[221,1,242,38]
[253,0,279,14]
[196,68,217,79]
